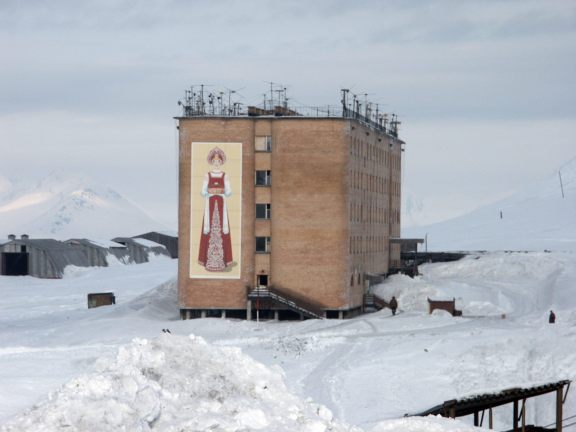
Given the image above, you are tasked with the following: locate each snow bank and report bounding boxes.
[1,335,359,432]
[373,252,569,317]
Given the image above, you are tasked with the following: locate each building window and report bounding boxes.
[256,236,271,253]
[256,203,271,219]
[255,170,271,186]
[255,136,272,152]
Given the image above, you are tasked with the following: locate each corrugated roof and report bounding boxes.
[67,238,127,249]
[5,239,91,273]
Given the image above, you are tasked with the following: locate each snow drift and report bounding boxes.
[1,334,358,432]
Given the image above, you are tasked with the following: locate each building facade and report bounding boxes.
[177,110,403,319]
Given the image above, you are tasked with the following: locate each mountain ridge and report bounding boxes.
[0,172,171,240]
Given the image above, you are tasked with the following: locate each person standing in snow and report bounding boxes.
[549,310,556,324]
[389,296,398,316]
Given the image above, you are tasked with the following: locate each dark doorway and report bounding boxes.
[1,253,29,276]
[257,274,268,287]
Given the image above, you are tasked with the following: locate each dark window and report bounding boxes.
[255,170,271,186]
[256,203,271,219]
[256,236,271,253]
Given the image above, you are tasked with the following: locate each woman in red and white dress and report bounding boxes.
[197,147,233,271]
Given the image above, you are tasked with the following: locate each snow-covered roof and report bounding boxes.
[132,238,166,249]
[133,230,178,238]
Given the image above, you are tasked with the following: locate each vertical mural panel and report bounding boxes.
[190,142,242,279]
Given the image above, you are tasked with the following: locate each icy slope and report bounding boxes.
[403,157,576,251]
[0,172,169,239]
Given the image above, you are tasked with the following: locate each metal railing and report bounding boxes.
[178,104,400,137]
[248,286,324,319]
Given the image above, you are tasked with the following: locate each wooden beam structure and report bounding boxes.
[412,380,571,431]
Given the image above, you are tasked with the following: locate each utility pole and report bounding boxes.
[559,171,565,198]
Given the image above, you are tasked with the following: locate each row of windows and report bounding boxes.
[350,203,389,224]
[256,235,397,255]
[256,133,400,172]
[390,179,400,197]
[350,136,395,167]
[350,236,388,255]
[352,171,387,194]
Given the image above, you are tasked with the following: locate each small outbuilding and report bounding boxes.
[0,235,90,278]
[132,232,178,258]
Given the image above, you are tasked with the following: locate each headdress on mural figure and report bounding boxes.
[207,147,227,164]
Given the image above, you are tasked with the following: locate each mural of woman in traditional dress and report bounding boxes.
[197,147,234,271]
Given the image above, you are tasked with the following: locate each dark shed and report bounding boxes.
[1,237,90,278]
[132,232,178,258]
[112,237,170,264]
[65,239,130,266]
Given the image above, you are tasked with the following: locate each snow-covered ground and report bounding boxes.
[1,252,575,431]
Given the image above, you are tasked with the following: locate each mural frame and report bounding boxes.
[189,142,242,279]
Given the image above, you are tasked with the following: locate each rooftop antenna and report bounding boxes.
[264,81,283,111]
[217,91,224,115]
[274,88,284,108]
[283,87,288,108]
[208,93,215,115]
[199,84,205,115]
[233,102,242,116]
[341,89,350,116]
[269,81,274,109]
[390,114,401,137]
[223,87,245,116]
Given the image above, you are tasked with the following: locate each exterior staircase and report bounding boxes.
[248,286,324,319]
[364,293,391,311]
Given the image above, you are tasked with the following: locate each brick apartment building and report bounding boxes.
[177,90,404,319]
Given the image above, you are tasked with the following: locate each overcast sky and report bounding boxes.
[1,0,575,227]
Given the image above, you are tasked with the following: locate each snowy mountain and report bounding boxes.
[0,172,171,239]
[403,157,576,251]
